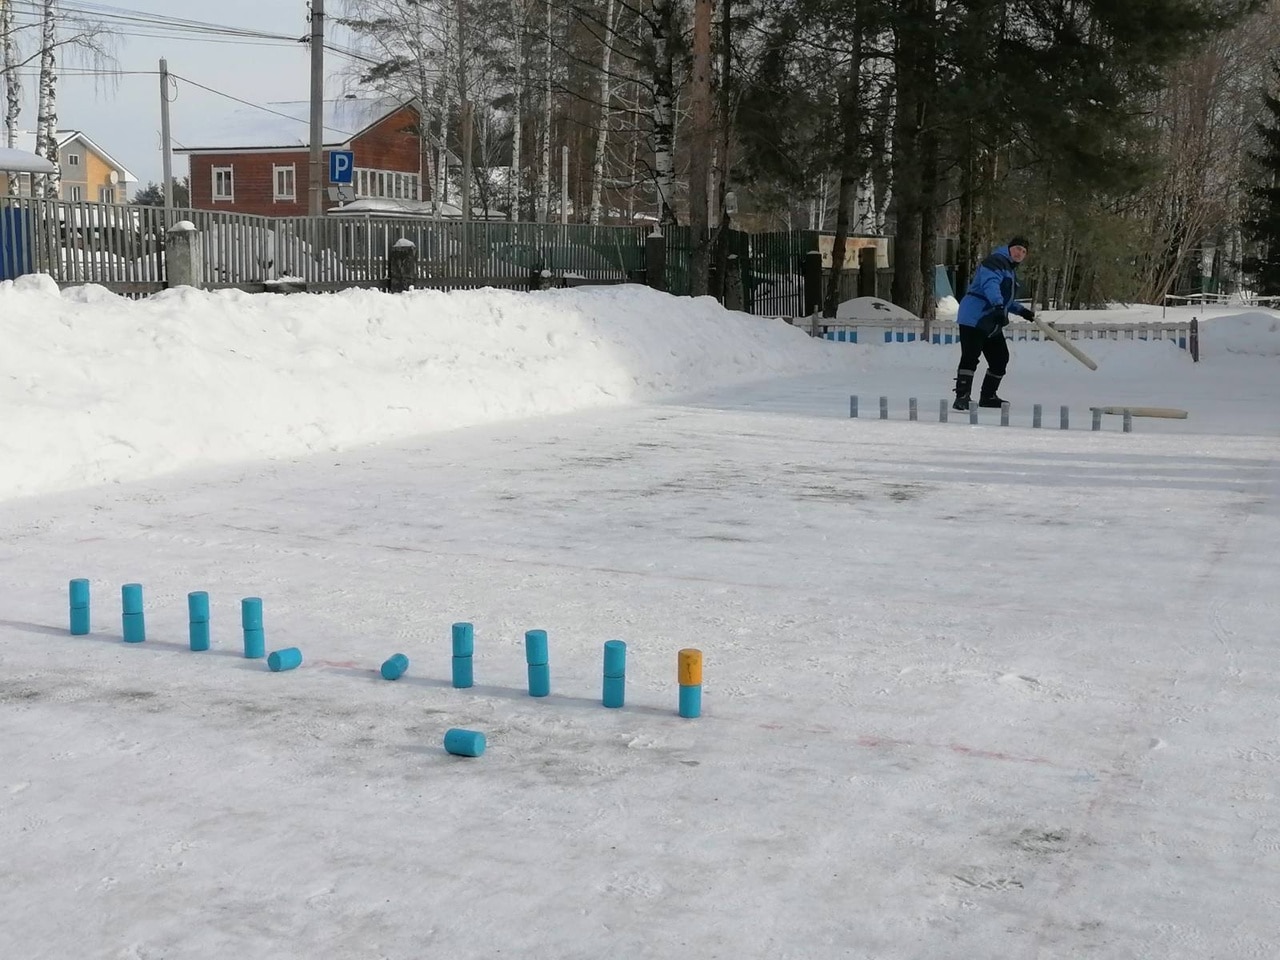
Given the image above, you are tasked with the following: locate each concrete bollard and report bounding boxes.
[443,728,486,758]
[267,647,303,672]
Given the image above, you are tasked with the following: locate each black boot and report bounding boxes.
[952,370,974,411]
[978,373,1005,408]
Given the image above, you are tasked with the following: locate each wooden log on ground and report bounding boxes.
[1090,406,1189,419]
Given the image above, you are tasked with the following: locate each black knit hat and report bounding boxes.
[1008,235,1031,251]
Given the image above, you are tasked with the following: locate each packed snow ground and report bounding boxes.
[1,280,1278,959]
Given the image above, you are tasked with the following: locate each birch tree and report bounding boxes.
[34,0,58,198]
[536,0,550,220]
[642,0,678,226]
[340,0,451,205]
[509,0,527,219]
[587,0,617,224]
[3,0,19,157]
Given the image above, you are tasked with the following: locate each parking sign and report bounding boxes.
[329,151,354,184]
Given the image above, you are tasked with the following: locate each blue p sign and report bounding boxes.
[329,150,354,184]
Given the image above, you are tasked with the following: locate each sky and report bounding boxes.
[14,0,359,190]
[0,278,1278,957]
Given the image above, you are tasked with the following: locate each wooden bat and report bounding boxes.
[1091,406,1189,419]
[1030,316,1098,370]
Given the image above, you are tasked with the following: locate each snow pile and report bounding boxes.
[1202,310,1280,357]
[0,276,842,501]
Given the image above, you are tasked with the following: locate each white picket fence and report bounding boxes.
[808,317,1195,353]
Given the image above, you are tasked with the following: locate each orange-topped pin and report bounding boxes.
[678,648,703,686]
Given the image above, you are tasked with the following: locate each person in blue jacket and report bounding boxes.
[953,236,1036,411]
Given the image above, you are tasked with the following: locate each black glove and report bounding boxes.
[1022,307,1037,322]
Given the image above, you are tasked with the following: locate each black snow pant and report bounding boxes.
[955,325,1010,401]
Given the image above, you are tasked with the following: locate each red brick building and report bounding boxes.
[178,97,431,216]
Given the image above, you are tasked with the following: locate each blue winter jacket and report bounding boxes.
[957,246,1033,336]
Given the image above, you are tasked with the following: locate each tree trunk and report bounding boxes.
[890,0,928,318]
[432,49,451,214]
[712,0,733,302]
[687,0,713,294]
[823,1,867,319]
[650,0,678,226]
[509,0,524,221]
[36,0,59,199]
[588,0,617,225]
[536,0,551,222]
[3,0,20,161]
[918,115,940,335]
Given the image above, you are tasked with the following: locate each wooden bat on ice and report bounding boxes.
[1092,406,1189,419]
[1029,316,1098,370]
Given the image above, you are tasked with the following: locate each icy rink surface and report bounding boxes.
[1,281,1278,958]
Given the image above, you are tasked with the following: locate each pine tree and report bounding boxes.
[1242,64,1280,295]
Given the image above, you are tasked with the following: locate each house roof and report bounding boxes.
[176,96,430,154]
[12,130,136,182]
[0,146,56,174]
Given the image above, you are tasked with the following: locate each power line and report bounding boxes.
[7,0,304,44]
[169,71,357,138]
[8,2,388,66]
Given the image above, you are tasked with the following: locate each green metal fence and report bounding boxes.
[0,197,653,292]
[747,230,816,317]
[0,196,830,318]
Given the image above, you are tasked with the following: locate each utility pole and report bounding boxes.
[308,0,325,217]
[159,58,174,218]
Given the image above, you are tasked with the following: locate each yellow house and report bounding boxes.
[2,130,136,201]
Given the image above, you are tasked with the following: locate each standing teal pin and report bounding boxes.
[68,579,90,636]
[188,591,210,651]
[121,583,146,643]
[241,597,265,659]
[602,640,626,708]
[451,622,474,688]
[525,629,550,697]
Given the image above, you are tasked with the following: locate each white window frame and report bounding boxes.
[273,164,296,201]
[67,153,80,167]
[69,185,83,201]
[98,186,115,204]
[212,165,234,202]
[352,166,420,200]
